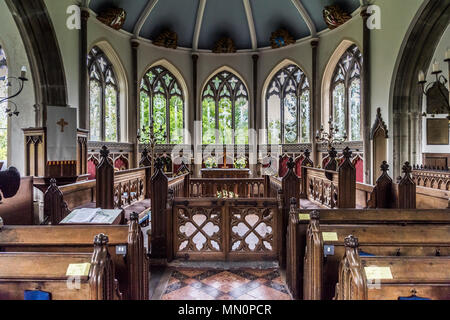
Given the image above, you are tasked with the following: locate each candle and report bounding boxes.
[432,60,440,73]
[20,66,27,79]
[418,70,425,82]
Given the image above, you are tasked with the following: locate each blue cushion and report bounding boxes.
[139,213,150,225]
[398,296,431,301]
[24,290,51,300]
[359,250,375,257]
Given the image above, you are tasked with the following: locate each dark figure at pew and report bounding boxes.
[0,167,21,203]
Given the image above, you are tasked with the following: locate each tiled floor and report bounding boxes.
[161,268,292,300]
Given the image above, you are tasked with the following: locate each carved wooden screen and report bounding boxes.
[172,199,279,261]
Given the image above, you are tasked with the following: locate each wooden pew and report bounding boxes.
[0,177,34,225]
[335,235,450,300]
[44,146,151,225]
[303,147,356,209]
[302,213,450,300]
[0,233,122,300]
[0,213,148,300]
[286,205,450,300]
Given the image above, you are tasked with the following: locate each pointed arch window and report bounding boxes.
[140,66,184,144]
[331,45,362,141]
[202,71,249,145]
[88,46,119,142]
[266,65,311,144]
[0,46,8,163]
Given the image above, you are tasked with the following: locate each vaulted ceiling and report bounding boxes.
[89,0,361,51]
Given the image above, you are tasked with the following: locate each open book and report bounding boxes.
[62,208,119,224]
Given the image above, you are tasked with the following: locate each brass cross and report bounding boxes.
[57,118,68,133]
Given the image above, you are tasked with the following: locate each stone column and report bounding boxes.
[251,54,259,177]
[79,8,89,130]
[192,54,201,177]
[361,7,372,183]
[311,39,319,166]
[131,39,140,167]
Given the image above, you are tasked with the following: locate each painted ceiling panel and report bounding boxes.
[250,0,310,48]
[140,0,199,48]
[89,0,149,33]
[89,0,361,50]
[198,0,252,50]
[301,0,361,32]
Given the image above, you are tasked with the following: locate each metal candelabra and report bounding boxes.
[0,67,28,117]
[315,116,348,151]
[418,51,450,122]
[137,121,166,177]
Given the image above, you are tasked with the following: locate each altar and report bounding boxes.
[200,168,251,179]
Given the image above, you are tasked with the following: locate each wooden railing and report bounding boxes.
[304,148,355,209]
[190,178,266,198]
[113,167,148,209]
[412,166,450,191]
[166,198,282,262]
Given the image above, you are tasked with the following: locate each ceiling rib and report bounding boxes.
[193,0,207,51]
[243,0,257,50]
[133,0,159,37]
[290,0,317,37]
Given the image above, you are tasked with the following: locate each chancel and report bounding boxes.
[0,0,449,303]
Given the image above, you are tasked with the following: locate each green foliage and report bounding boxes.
[235,97,249,145]
[350,79,361,141]
[170,96,183,144]
[153,94,167,143]
[89,80,101,141]
[105,84,118,142]
[300,91,311,143]
[140,91,150,135]
[218,97,233,145]
[202,97,216,144]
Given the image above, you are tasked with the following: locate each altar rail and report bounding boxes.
[166,198,282,262]
[190,178,266,198]
[412,166,450,191]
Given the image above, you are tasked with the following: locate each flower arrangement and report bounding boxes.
[216,190,239,199]
[205,157,218,169]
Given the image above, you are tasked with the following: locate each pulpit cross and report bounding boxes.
[57,118,68,133]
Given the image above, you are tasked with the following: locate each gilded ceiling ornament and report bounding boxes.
[323,5,352,30]
[270,29,295,49]
[212,37,237,54]
[97,8,127,30]
[153,30,178,49]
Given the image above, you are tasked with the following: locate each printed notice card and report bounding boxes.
[298,213,311,220]
[66,263,91,277]
[322,232,338,241]
[364,267,393,280]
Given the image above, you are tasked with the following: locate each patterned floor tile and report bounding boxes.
[161,268,292,301]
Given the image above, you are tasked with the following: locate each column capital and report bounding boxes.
[131,38,140,49]
[81,8,90,20]
[310,38,319,48]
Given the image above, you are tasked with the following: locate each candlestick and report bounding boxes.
[418,70,425,83]
[20,66,27,79]
[432,60,440,73]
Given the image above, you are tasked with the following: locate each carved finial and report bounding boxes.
[304,149,311,159]
[310,210,320,220]
[402,162,412,175]
[155,157,163,170]
[410,289,417,297]
[344,235,359,248]
[287,157,295,170]
[129,212,139,221]
[342,147,352,159]
[141,147,149,158]
[50,178,57,186]
[290,197,297,206]
[380,161,389,173]
[100,146,110,158]
[94,233,109,246]
[328,147,337,159]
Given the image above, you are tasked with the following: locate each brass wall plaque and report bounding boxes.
[427,119,449,145]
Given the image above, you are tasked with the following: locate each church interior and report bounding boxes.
[0,0,449,302]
